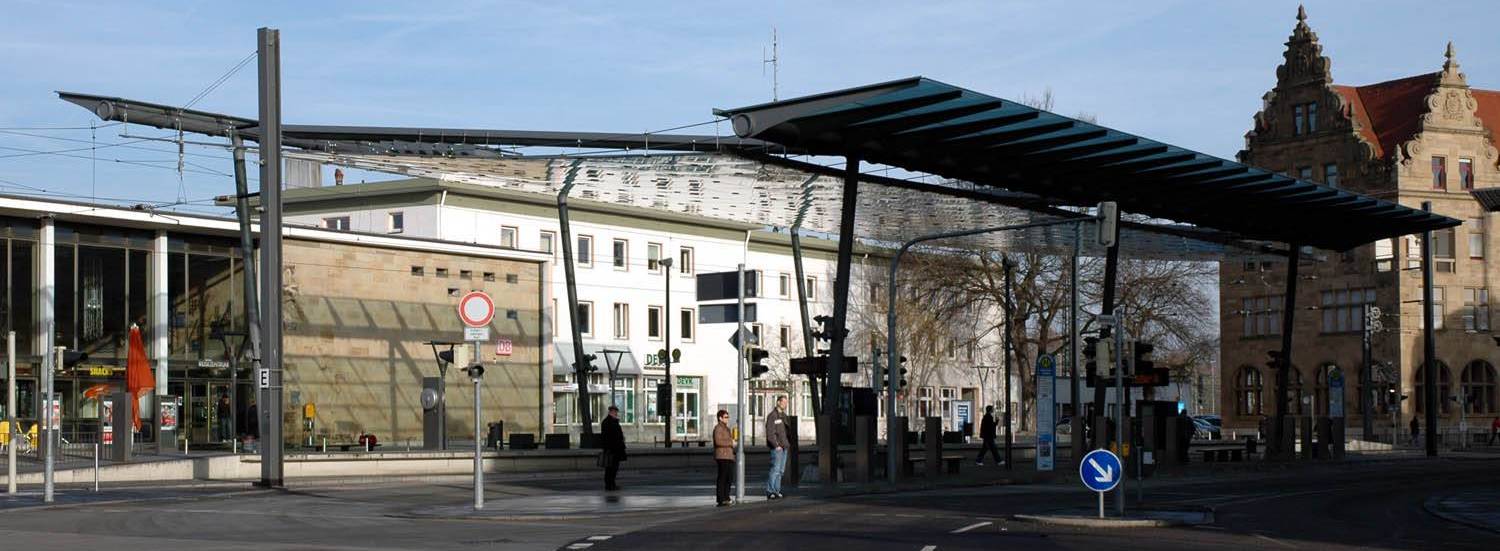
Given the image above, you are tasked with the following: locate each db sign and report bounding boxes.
[495,338,513,357]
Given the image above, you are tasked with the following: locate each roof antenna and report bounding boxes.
[762,27,779,101]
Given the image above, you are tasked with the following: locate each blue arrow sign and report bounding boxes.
[1079,449,1122,493]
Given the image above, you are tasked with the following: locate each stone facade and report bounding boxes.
[1221,7,1500,437]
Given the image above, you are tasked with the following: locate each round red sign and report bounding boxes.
[458,291,495,327]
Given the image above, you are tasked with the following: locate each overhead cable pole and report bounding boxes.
[256,27,285,488]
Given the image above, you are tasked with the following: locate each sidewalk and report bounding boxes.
[1426,488,1500,535]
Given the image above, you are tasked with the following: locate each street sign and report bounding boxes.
[495,338,513,356]
[258,367,270,389]
[457,291,495,328]
[789,356,858,375]
[1080,449,1122,493]
[1328,367,1345,418]
[728,324,759,349]
[464,327,490,342]
[699,303,757,324]
[695,270,760,301]
[1036,353,1057,472]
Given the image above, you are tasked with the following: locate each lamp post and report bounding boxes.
[602,349,627,408]
[660,256,674,448]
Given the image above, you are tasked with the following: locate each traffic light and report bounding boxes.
[62,349,88,369]
[1266,350,1284,371]
[1132,341,1155,374]
[1083,336,1099,375]
[438,350,455,365]
[895,355,908,391]
[748,347,770,378]
[466,363,485,380]
[575,353,598,373]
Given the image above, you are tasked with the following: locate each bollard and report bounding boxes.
[183,437,189,456]
[924,417,941,480]
[322,437,327,453]
[854,416,874,483]
[94,443,100,492]
[1299,417,1313,460]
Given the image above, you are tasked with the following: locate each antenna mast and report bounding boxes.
[762,27,779,101]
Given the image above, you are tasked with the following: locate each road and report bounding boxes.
[0,457,1496,550]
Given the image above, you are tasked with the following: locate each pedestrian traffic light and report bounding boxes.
[575,353,597,373]
[437,350,455,365]
[1132,341,1155,374]
[61,350,88,369]
[748,347,770,378]
[896,355,908,390]
[1083,336,1099,375]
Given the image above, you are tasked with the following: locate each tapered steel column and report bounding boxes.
[791,230,820,415]
[821,157,860,484]
[557,161,594,436]
[1275,244,1300,460]
[256,27,285,487]
[1421,202,1437,457]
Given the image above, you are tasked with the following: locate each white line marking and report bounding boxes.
[1253,533,1296,548]
[920,546,937,551]
[587,536,612,541]
[950,521,992,534]
[567,544,593,550]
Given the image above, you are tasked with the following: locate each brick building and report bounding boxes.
[1220,7,1500,438]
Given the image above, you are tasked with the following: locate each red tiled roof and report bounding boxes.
[1331,73,1500,159]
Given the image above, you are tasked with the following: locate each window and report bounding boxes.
[611,380,637,423]
[647,242,663,272]
[1241,295,1283,337]
[679,308,695,341]
[435,268,449,278]
[946,337,957,358]
[1414,362,1453,414]
[750,323,763,345]
[805,276,818,300]
[1307,102,1317,132]
[1460,158,1474,190]
[1434,228,1456,273]
[1425,287,1446,330]
[647,306,663,339]
[612,239,629,270]
[1323,163,1338,188]
[644,376,667,424]
[1243,259,1258,272]
[1463,288,1489,332]
[1406,235,1422,270]
[917,387,934,418]
[778,325,790,349]
[387,212,404,233]
[1313,364,1336,417]
[323,216,350,231]
[1286,367,1306,415]
[539,231,556,255]
[1319,288,1375,333]
[459,270,472,279]
[1298,166,1313,180]
[679,247,694,275]
[1293,104,1305,136]
[500,226,518,249]
[1470,217,1486,259]
[577,235,593,266]
[1375,239,1394,272]
[1432,156,1447,190]
[577,301,594,337]
[410,266,424,277]
[612,303,629,339]
[1235,366,1263,416]
[778,274,791,298]
[1462,360,1498,414]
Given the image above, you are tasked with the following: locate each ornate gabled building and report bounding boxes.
[1221,6,1500,438]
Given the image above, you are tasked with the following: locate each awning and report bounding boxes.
[555,343,641,377]
[714,77,1460,250]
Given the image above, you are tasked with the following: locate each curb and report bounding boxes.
[1423,495,1500,536]
[1011,508,1214,529]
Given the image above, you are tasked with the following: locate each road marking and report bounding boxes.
[567,544,593,550]
[587,535,612,541]
[950,521,991,534]
[1253,533,1296,548]
[919,546,937,551]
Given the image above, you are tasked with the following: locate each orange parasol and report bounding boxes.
[125,324,154,431]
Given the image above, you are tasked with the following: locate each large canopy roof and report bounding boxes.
[714,77,1459,250]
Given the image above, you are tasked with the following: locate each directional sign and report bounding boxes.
[457,291,495,328]
[1079,449,1122,493]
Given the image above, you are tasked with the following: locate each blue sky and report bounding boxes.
[2,0,1497,214]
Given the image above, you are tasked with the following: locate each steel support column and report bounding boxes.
[1361,303,1373,439]
[556,161,594,436]
[1002,257,1014,470]
[1070,222,1083,461]
[822,157,860,484]
[790,230,821,415]
[230,132,263,456]
[1093,219,1122,448]
[1421,202,1437,457]
[1275,243,1300,460]
[256,27,285,488]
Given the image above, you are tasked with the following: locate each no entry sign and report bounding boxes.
[458,291,495,328]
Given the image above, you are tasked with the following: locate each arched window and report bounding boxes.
[1360,364,1393,415]
[1285,366,1306,415]
[1313,363,1337,416]
[1413,361,1453,415]
[1461,360,1498,414]
[1236,366,1263,416]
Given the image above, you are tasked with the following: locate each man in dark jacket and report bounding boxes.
[713,409,735,506]
[601,406,627,491]
[976,405,1001,466]
[763,396,789,500]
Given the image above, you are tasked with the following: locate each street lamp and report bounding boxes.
[602,348,627,408]
[659,256,674,448]
[425,340,461,450]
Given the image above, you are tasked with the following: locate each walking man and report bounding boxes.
[1410,415,1421,447]
[601,405,626,491]
[1490,417,1500,446]
[764,396,789,500]
[713,409,735,507]
[216,395,232,442]
[976,405,1001,466]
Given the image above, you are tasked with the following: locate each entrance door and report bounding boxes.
[673,376,700,438]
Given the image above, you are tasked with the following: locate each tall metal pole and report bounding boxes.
[1361,303,1373,439]
[256,27,285,487]
[662,256,673,448]
[1002,257,1014,470]
[822,156,860,485]
[1276,244,1300,460]
[1421,202,1437,457]
[790,230,821,415]
[6,331,14,495]
[735,264,747,502]
[1093,219,1121,447]
[40,215,55,503]
[1070,223,1083,461]
[473,342,484,510]
[556,162,594,436]
[45,345,58,502]
[230,131,263,455]
[1112,318,1125,516]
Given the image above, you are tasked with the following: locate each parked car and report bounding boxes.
[1191,416,1221,440]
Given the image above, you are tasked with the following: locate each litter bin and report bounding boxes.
[487,421,504,449]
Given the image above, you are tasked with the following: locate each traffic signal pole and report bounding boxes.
[1421,202,1437,457]
[736,263,746,502]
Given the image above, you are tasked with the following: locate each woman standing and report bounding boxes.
[713,409,735,507]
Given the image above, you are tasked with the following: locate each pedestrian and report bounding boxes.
[246,398,259,440]
[976,405,1001,466]
[601,405,627,491]
[713,409,735,507]
[1489,417,1500,446]
[216,395,233,442]
[1410,415,1420,447]
[764,396,790,500]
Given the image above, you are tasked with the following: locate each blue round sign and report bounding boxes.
[1079,449,1122,493]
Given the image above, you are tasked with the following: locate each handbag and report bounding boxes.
[597,450,611,468]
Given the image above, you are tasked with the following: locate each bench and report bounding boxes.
[1199,448,1244,462]
[905,454,964,475]
[653,438,708,448]
[334,442,380,452]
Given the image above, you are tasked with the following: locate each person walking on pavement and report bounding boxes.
[1410,415,1421,447]
[764,396,790,500]
[601,405,627,491]
[1490,417,1500,446]
[976,405,1001,466]
[216,394,233,442]
[713,409,735,507]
